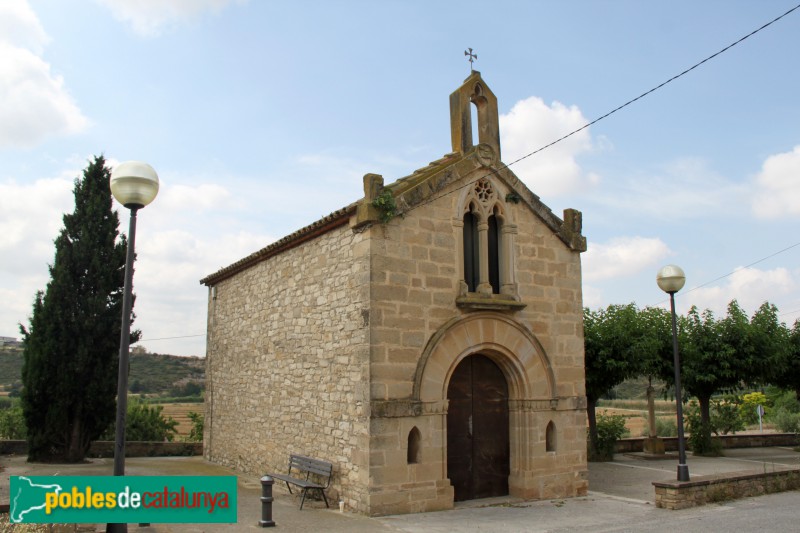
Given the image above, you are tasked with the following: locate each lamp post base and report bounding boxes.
[677,464,690,482]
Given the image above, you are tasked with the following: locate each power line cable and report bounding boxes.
[681,241,800,296]
[396,3,800,218]
[415,5,800,314]
[504,3,800,171]
[139,5,800,343]
[652,241,800,308]
[137,334,205,343]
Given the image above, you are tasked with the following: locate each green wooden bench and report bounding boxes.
[268,454,333,510]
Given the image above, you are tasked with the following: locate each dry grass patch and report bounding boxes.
[157,403,204,437]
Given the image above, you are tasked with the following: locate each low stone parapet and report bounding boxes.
[616,433,799,454]
[653,468,800,510]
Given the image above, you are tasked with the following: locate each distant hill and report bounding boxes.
[0,345,205,398]
[128,350,205,396]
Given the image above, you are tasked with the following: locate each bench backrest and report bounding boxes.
[288,454,333,487]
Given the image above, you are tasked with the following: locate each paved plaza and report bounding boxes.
[3,446,799,532]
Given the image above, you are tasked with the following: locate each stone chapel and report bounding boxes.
[200,71,589,516]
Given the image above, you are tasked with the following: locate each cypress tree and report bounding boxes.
[20,155,138,462]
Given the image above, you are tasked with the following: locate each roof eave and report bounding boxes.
[199,205,355,286]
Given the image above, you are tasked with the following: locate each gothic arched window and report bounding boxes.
[488,210,501,294]
[463,206,480,293]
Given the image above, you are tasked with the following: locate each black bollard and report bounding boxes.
[259,476,276,527]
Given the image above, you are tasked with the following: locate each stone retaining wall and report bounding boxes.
[653,468,800,510]
[615,433,799,453]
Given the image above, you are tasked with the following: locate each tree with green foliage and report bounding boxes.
[676,301,782,454]
[20,156,138,462]
[584,304,652,457]
[678,305,739,453]
[749,302,790,388]
[636,306,674,383]
[766,315,799,400]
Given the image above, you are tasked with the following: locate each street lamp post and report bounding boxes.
[657,264,689,482]
[108,162,159,533]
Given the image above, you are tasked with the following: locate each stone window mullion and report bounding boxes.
[476,221,492,295]
[454,218,468,296]
[501,223,518,297]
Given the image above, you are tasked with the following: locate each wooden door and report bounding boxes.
[447,354,509,501]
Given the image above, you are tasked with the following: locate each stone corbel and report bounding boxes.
[559,209,587,252]
[352,173,384,229]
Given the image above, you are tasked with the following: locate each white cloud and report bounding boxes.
[155,183,234,212]
[0,0,49,53]
[0,163,274,355]
[0,2,88,148]
[95,0,247,37]
[582,236,671,282]
[500,96,600,198]
[0,174,75,339]
[131,227,272,356]
[295,152,367,186]
[580,283,603,309]
[112,177,275,355]
[592,157,748,219]
[752,145,800,219]
[680,267,796,319]
[0,176,74,273]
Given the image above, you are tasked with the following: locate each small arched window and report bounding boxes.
[407,426,421,464]
[546,421,557,452]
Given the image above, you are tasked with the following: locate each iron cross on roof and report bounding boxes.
[464,48,477,72]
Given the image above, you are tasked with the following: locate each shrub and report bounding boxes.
[0,402,26,439]
[101,400,178,442]
[655,417,678,437]
[187,412,204,443]
[168,381,203,398]
[685,401,723,456]
[772,408,800,433]
[770,389,800,414]
[590,414,628,461]
[713,397,745,435]
[740,392,769,426]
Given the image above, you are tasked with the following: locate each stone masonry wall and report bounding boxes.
[368,168,585,402]
[204,223,371,512]
[365,167,587,514]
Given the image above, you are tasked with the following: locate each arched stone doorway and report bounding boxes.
[413,312,559,501]
[447,354,509,501]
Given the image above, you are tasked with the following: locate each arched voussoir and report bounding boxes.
[413,313,555,403]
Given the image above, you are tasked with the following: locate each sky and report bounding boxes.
[2,0,800,357]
